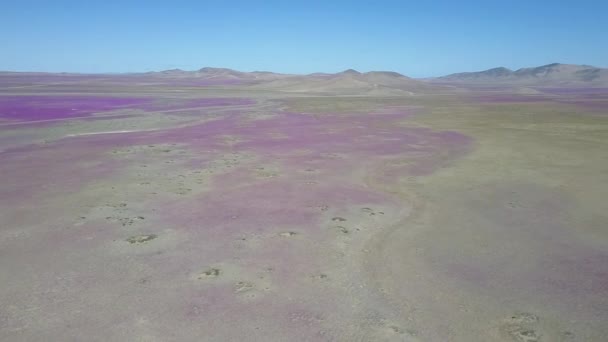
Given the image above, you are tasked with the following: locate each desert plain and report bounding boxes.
[0,65,607,341]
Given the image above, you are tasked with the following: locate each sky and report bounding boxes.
[1,0,607,77]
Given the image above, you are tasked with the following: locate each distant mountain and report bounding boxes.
[113,67,442,94]
[7,64,605,93]
[250,69,443,95]
[449,67,513,79]
[150,67,290,81]
[197,67,247,78]
[337,69,362,76]
[437,63,608,85]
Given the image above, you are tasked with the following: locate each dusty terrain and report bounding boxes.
[0,71,607,341]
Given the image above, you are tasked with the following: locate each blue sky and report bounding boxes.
[1,0,607,77]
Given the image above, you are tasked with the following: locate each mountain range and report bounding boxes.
[2,63,607,95]
[146,63,608,90]
[436,63,608,85]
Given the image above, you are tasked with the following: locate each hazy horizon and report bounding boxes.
[3,61,608,79]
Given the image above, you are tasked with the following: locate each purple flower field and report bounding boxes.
[0,96,152,121]
[0,81,607,341]
[0,95,256,122]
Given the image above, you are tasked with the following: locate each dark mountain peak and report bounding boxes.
[489,66,512,72]
[514,63,579,77]
[482,67,513,76]
[439,66,513,80]
[160,68,186,74]
[339,69,361,75]
[544,62,563,68]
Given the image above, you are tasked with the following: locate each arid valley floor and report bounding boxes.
[1,67,607,341]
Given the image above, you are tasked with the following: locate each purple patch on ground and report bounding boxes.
[0,103,479,341]
[0,96,256,122]
[137,97,255,111]
[0,95,152,121]
[79,113,139,121]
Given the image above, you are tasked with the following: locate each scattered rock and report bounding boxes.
[199,268,221,279]
[107,215,145,227]
[313,273,329,280]
[335,226,349,234]
[235,281,254,293]
[405,328,418,337]
[561,331,575,340]
[507,328,540,342]
[126,234,157,244]
[388,325,403,334]
[137,278,150,284]
[509,313,539,325]
[501,312,541,342]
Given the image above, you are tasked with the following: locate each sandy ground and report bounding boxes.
[0,88,607,341]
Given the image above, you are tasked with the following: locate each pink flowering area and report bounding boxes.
[0,95,152,121]
[0,96,257,122]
